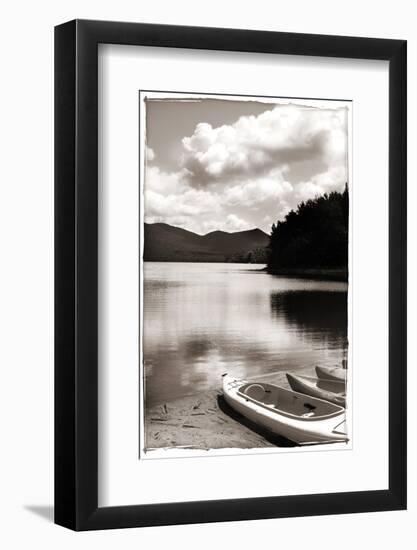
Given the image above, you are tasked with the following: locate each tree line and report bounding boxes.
[227,247,269,264]
[267,186,349,271]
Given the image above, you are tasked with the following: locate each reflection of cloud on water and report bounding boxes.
[144,329,345,408]
[143,264,349,407]
[145,335,278,407]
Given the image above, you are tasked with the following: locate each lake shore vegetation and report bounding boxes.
[267,187,348,280]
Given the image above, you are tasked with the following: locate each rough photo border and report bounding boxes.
[138,89,353,460]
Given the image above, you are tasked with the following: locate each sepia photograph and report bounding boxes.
[50,12,406,536]
[140,91,351,457]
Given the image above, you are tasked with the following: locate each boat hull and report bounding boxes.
[315,366,347,382]
[286,373,346,407]
[222,375,348,445]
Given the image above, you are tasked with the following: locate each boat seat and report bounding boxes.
[244,384,266,401]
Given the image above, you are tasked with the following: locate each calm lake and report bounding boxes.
[143,262,348,408]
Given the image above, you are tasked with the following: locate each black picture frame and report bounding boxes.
[55,19,407,531]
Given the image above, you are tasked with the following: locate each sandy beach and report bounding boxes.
[144,365,322,452]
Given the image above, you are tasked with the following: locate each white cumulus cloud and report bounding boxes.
[144,101,348,234]
[146,146,155,162]
[181,104,348,187]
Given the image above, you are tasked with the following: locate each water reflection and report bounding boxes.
[270,291,348,346]
[143,262,348,407]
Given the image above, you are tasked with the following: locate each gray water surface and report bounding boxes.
[143,262,348,407]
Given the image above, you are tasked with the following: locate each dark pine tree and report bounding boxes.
[267,186,349,271]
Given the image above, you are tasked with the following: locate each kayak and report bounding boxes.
[222,374,348,445]
[286,373,346,407]
[315,366,347,382]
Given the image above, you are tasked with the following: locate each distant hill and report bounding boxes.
[143,223,269,263]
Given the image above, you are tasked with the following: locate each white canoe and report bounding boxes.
[315,366,347,382]
[222,374,348,445]
[286,373,346,407]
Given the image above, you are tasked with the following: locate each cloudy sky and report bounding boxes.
[144,96,349,235]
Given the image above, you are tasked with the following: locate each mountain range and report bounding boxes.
[143,223,269,263]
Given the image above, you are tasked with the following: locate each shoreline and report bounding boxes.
[144,365,327,452]
[144,260,348,281]
[265,267,348,282]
